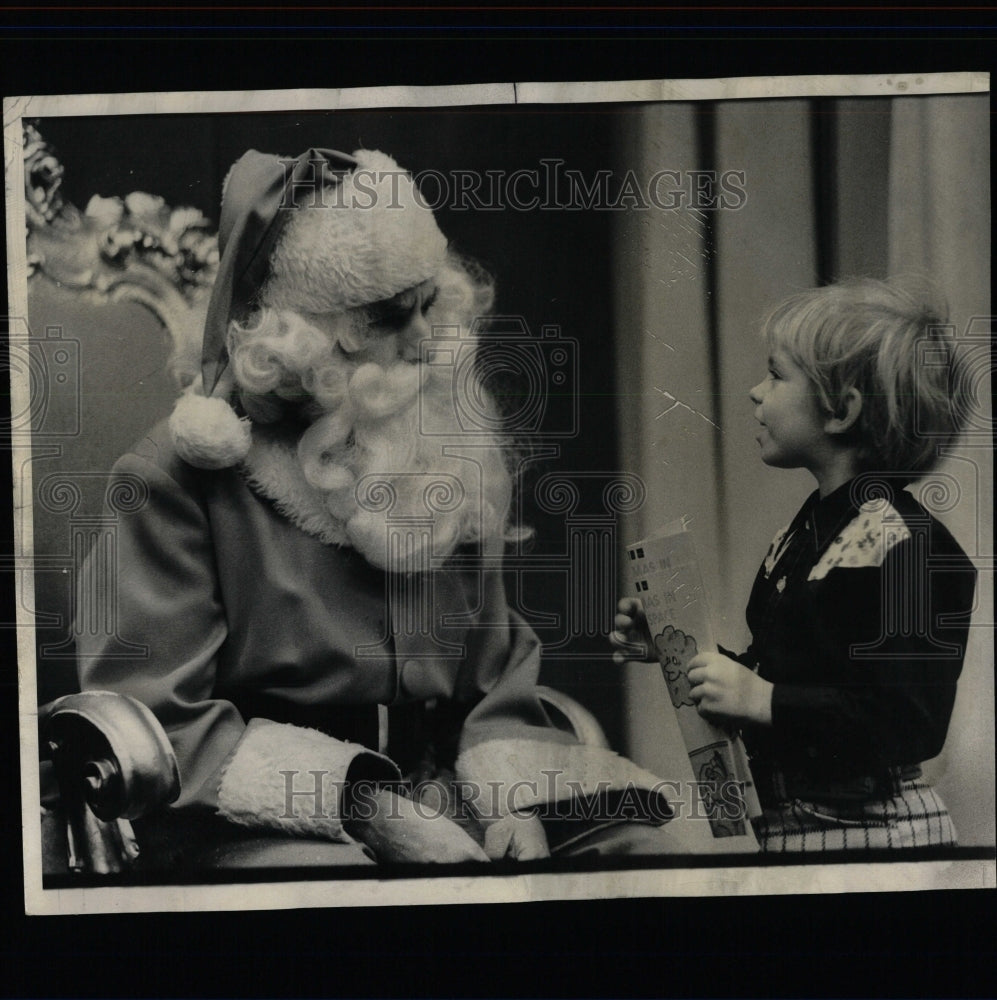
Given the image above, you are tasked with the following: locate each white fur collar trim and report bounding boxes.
[240,425,351,547]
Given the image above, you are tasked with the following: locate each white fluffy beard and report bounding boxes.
[235,327,516,573]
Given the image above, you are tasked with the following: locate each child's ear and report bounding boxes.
[824,387,863,435]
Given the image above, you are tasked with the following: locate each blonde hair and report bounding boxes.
[762,277,964,480]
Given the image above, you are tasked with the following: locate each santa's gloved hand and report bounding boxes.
[483,810,550,861]
[345,788,489,864]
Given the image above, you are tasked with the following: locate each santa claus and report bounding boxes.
[77,146,678,866]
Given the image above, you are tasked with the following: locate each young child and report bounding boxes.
[613,277,977,851]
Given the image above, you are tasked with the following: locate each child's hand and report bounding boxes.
[610,597,656,665]
[687,652,773,727]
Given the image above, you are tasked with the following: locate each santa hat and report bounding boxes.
[170,146,449,469]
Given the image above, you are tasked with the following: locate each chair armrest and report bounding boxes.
[41,691,181,872]
[535,686,610,749]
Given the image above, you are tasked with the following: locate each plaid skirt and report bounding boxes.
[753,777,957,853]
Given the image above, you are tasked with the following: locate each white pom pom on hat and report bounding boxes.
[170,385,253,470]
[169,146,448,470]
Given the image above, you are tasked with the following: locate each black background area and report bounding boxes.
[3,14,994,1000]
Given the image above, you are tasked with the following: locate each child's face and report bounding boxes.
[749,348,829,472]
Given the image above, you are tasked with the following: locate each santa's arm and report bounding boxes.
[77,447,399,843]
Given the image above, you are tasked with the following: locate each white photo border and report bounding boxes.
[6,72,993,917]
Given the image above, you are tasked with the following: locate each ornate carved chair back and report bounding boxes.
[22,123,218,705]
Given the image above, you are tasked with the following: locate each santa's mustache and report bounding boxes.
[296,360,425,493]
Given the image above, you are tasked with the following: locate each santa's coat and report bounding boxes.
[76,420,668,844]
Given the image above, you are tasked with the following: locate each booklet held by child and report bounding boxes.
[626,519,762,849]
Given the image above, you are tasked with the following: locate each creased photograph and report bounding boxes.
[5,73,992,915]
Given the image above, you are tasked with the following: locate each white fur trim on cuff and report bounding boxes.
[217,718,401,841]
[455,738,669,820]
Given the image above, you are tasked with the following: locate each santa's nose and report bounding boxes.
[400,314,432,361]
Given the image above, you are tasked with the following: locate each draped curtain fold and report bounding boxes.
[887,94,992,846]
